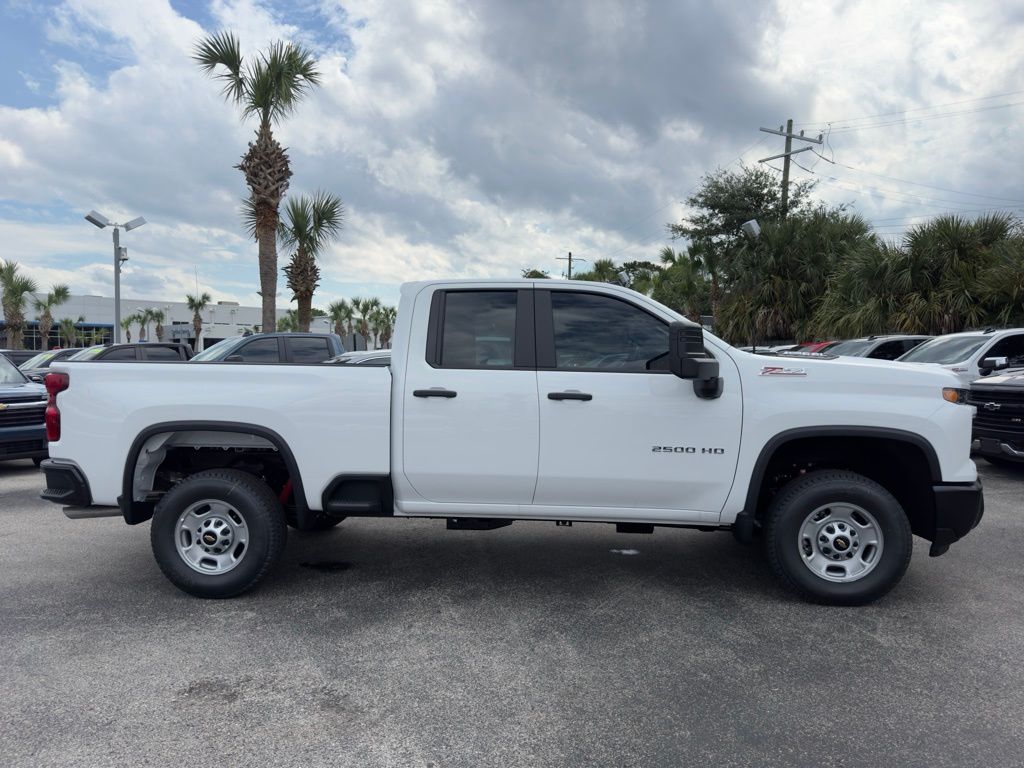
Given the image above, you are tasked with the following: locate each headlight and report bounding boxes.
[942,387,969,404]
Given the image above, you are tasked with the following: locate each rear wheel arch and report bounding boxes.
[121,420,308,526]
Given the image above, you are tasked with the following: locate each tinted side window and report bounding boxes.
[143,346,183,361]
[550,292,668,372]
[985,334,1024,367]
[102,347,139,361]
[440,292,517,369]
[236,338,280,363]
[288,337,331,363]
[868,340,906,360]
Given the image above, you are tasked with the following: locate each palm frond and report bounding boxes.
[193,31,246,103]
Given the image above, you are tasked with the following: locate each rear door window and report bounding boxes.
[287,337,332,363]
[142,346,183,361]
[102,347,139,361]
[438,291,518,369]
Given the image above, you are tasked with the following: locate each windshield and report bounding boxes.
[68,346,106,361]
[19,351,58,370]
[898,336,987,364]
[0,354,28,384]
[828,339,874,356]
[191,337,242,362]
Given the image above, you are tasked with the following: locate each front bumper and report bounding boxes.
[972,437,1024,463]
[928,481,984,556]
[0,424,47,461]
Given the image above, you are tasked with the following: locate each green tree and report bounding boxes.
[58,316,84,347]
[327,298,355,337]
[277,308,299,332]
[120,315,134,343]
[651,246,709,321]
[0,260,38,349]
[521,268,550,278]
[352,297,381,342]
[34,284,70,351]
[276,192,344,332]
[374,305,398,348]
[186,292,212,350]
[574,258,622,284]
[195,31,321,333]
[150,309,167,341]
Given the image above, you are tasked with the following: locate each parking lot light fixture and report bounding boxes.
[84,210,147,342]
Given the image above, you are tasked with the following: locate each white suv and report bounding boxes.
[896,328,1024,386]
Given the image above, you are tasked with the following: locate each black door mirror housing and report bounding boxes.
[979,356,1008,374]
[669,322,723,399]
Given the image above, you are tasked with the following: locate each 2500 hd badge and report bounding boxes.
[652,446,726,454]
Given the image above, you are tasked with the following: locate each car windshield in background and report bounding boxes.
[0,354,27,384]
[898,336,987,364]
[19,351,58,370]
[190,337,242,361]
[828,339,874,356]
[68,346,105,361]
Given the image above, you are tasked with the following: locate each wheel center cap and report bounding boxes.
[833,537,849,551]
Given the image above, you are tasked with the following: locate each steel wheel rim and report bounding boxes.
[798,502,884,583]
[174,499,249,575]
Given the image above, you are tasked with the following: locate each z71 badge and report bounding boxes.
[760,365,807,376]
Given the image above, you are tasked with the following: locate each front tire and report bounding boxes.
[150,469,287,598]
[764,470,912,606]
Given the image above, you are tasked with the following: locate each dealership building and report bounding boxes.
[2,293,336,351]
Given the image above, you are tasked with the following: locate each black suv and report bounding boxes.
[68,342,194,362]
[968,367,1024,468]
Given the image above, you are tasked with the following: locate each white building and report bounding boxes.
[5,293,337,351]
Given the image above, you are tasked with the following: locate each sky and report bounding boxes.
[1,0,1022,310]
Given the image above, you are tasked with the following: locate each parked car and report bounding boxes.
[0,353,47,465]
[897,328,1024,386]
[324,350,391,366]
[800,341,840,354]
[191,333,344,364]
[42,279,982,605]
[68,342,193,362]
[966,366,1024,469]
[19,348,85,383]
[827,335,931,360]
[0,349,38,367]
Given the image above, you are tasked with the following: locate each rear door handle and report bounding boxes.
[413,388,457,398]
[548,391,593,401]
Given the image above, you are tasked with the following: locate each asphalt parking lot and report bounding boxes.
[1,461,1022,768]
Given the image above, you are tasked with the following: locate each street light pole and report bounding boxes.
[85,210,146,344]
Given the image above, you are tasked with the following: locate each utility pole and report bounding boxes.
[557,251,585,279]
[758,120,822,216]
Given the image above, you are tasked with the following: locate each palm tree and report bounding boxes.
[574,258,621,284]
[58,316,84,347]
[327,298,354,337]
[195,31,321,334]
[277,309,299,332]
[277,192,344,332]
[33,284,70,351]
[521,268,550,278]
[151,309,166,341]
[136,308,155,341]
[352,297,380,343]
[120,316,134,343]
[375,306,398,348]
[186,292,211,351]
[0,260,39,349]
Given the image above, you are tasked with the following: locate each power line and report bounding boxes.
[795,88,1024,126]
[810,152,1024,204]
[826,101,1024,134]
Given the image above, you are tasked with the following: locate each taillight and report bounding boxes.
[44,372,70,442]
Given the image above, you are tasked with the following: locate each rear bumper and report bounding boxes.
[40,459,92,507]
[928,481,984,556]
[0,424,47,461]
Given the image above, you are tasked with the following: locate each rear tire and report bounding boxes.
[150,469,287,598]
[764,470,912,606]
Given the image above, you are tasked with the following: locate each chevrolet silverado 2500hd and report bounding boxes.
[40,280,983,604]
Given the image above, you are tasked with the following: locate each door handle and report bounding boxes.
[548,391,593,401]
[413,388,457,398]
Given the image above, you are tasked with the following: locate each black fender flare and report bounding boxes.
[120,420,308,526]
[742,425,942,517]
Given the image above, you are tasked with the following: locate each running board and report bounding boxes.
[63,506,121,520]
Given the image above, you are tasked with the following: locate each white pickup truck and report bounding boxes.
[40,280,983,604]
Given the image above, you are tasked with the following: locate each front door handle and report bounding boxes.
[413,388,457,398]
[548,391,593,401]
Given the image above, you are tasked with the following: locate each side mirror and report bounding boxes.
[669,322,723,399]
[224,354,244,363]
[30,374,43,383]
[979,356,1008,374]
